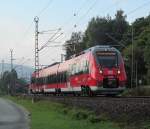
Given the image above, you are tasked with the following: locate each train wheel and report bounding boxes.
[81,86,86,96]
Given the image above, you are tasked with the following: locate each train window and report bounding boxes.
[57,73,59,83]
[47,76,49,83]
[81,60,84,73]
[39,78,41,85]
[85,60,89,73]
[39,78,43,85]
[77,62,81,75]
[61,73,64,82]
[50,75,52,83]
[72,64,76,75]
[61,71,67,82]
[43,77,46,84]
[37,78,40,85]
[68,64,71,76]
[96,52,118,68]
[31,77,35,84]
[77,63,81,74]
[52,75,54,83]
[41,78,44,85]
[53,75,55,83]
[81,60,89,74]
[54,74,57,83]
[61,73,63,82]
[58,73,60,83]
[75,63,79,75]
[70,64,73,75]
[47,75,52,84]
[64,72,66,82]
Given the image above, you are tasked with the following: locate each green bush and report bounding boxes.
[122,86,150,96]
[71,109,89,120]
[88,114,109,123]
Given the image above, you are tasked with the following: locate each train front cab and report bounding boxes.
[91,47,127,95]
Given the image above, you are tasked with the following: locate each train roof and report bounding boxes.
[32,45,120,75]
[84,45,118,52]
[69,45,119,59]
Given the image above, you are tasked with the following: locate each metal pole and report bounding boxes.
[61,54,63,62]
[34,16,39,78]
[1,59,4,78]
[131,26,134,88]
[10,49,14,95]
[136,61,138,87]
[61,54,66,62]
[10,49,13,71]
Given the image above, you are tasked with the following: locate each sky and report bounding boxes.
[0,0,150,68]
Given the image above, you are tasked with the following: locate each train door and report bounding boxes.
[67,64,73,92]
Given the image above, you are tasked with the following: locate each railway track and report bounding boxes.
[19,94,150,107]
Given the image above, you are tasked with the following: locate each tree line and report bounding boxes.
[64,10,150,87]
[0,69,28,95]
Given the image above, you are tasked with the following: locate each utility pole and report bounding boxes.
[131,26,134,88]
[61,54,66,62]
[21,65,24,78]
[135,61,138,87]
[10,49,13,71]
[10,49,15,95]
[1,59,4,78]
[34,16,39,78]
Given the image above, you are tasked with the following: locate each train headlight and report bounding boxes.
[99,69,103,74]
[117,70,121,74]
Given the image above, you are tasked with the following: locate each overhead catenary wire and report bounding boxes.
[49,0,94,46]
[17,0,54,59]
[39,29,61,34]
[23,0,150,68]
[60,0,101,44]
[74,0,99,26]
[65,0,150,43]
[38,0,53,17]
[14,58,31,69]
[39,0,98,51]
[62,0,89,27]
[39,33,64,51]
[127,0,150,15]
[73,0,126,29]
[39,28,62,51]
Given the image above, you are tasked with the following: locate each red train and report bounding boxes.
[29,45,127,95]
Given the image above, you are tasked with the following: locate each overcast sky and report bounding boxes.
[0,0,150,68]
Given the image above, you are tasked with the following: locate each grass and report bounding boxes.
[5,96,120,129]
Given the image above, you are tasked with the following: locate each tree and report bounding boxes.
[64,32,84,59]
[143,28,150,84]
[83,16,114,48]
[113,10,128,39]
[123,23,150,86]
[82,10,129,50]
[0,69,28,95]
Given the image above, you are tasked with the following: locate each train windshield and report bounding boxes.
[96,52,118,68]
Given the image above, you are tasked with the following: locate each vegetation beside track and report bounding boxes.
[121,86,150,96]
[5,96,120,129]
